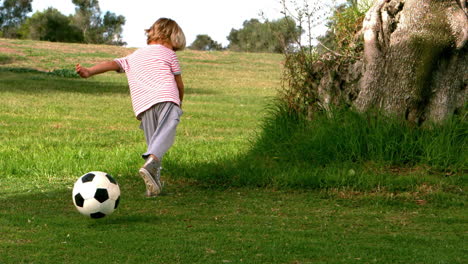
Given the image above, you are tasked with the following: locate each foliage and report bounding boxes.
[317,1,368,55]
[0,66,79,77]
[227,17,302,53]
[280,48,321,117]
[72,0,101,43]
[72,0,126,45]
[21,8,84,43]
[1,0,125,45]
[280,0,368,116]
[100,11,126,46]
[189,34,223,51]
[0,0,32,38]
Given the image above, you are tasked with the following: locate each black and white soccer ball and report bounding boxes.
[72,171,120,219]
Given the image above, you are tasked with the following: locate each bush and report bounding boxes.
[0,67,79,78]
[189,34,223,51]
[24,7,83,43]
[280,1,368,116]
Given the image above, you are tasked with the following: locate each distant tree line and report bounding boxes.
[0,0,125,45]
[1,0,301,52]
[227,18,301,53]
[189,17,302,53]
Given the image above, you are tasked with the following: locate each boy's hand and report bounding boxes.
[75,61,120,78]
[75,64,91,78]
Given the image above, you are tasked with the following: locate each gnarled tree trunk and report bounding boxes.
[353,0,468,124]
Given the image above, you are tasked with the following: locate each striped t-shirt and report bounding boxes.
[114,44,181,119]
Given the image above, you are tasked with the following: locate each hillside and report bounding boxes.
[0,38,282,93]
[0,38,284,185]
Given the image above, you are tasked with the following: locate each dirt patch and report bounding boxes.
[0,46,25,56]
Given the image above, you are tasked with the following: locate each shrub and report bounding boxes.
[280,0,368,116]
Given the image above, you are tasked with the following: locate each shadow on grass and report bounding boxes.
[0,69,219,96]
[0,181,163,229]
[166,154,466,209]
[0,69,129,95]
[166,104,466,201]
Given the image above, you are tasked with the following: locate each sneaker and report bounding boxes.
[139,157,162,197]
[147,167,163,197]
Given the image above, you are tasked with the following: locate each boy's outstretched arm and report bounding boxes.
[76,61,120,78]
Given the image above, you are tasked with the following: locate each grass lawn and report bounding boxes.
[0,38,466,263]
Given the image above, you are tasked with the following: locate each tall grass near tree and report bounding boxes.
[248,103,466,189]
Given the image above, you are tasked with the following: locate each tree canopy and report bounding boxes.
[1,0,125,46]
[189,34,223,51]
[0,0,32,38]
[227,17,302,53]
[21,7,83,43]
[71,0,125,45]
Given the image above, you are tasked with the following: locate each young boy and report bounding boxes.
[76,18,186,197]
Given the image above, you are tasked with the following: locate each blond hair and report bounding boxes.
[145,18,186,51]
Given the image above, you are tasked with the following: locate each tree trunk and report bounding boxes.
[353,0,468,124]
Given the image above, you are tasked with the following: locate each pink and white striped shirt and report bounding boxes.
[114,44,182,119]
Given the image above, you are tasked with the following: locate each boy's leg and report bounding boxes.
[141,102,182,160]
[139,102,182,196]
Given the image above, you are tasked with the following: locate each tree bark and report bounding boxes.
[353,0,468,123]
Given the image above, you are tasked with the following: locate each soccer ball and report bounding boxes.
[72,171,121,219]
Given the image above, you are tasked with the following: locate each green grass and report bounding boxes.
[238,103,467,188]
[1,184,466,263]
[0,38,466,263]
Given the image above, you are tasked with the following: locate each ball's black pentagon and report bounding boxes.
[106,174,117,184]
[74,193,84,207]
[81,173,95,183]
[90,212,106,219]
[114,196,120,209]
[94,188,109,203]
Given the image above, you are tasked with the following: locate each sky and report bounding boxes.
[31,0,341,48]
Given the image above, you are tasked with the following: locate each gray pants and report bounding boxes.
[139,102,183,161]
